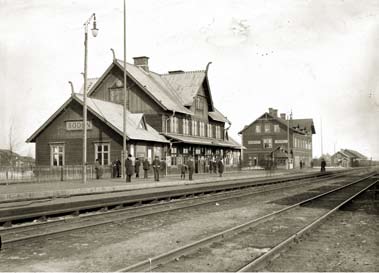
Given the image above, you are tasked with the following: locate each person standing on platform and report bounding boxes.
[125,154,134,182]
[95,159,101,179]
[135,158,141,178]
[143,157,150,179]
[116,159,121,177]
[152,156,160,181]
[187,156,194,181]
[217,157,224,177]
[213,158,217,174]
[180,163,187,180]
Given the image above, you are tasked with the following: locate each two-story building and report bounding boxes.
[27,56,242,173]
[239,108,315,169]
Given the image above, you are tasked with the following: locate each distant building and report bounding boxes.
[331,149,367,167]
[0,149,35,167]
[239,108,315,169]
[26,56,242,173]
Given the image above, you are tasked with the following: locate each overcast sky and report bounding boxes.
[1,0,379,159]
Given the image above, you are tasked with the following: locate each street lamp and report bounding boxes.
[82,13,99,183]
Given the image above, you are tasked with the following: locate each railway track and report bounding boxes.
[116,171,377,272]
[0,171,353,247]
[0,170,358,228]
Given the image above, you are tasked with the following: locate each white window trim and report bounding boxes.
[94,143,111,166]
[50,143,65,167]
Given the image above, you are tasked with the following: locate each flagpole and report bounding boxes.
[122,0,127,178]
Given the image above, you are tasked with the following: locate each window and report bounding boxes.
[255,125,261,133]
[183,119,189,135]
[138,119,147,130]
[199,121,205,137]
[215,125,221,139]
[50,144,64,166]
[171,147,177,166]
[263,138,272,149]
[170,117,178,133]
[274,124,280,133]
[109,88,124,104]
[192,120,198,136]
[183,147,189,154]
[95,143,110,165]
[207,124,213,138]
[264,124,271,133]
[195,147,201,155]
[196,96,204,110]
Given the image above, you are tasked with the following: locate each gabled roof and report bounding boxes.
[291,118,316,134]
[163,133,244,150]
[160,70,206,106]
[209,108,230,123]
[239,112,307,135]
[27,94,169,144]
[333,150,351,158]
[343,149,367,160]
[79,77,99,94]
[85,59,226,119]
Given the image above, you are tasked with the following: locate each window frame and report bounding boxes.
[50,143,65,167]
[94,143,111,166]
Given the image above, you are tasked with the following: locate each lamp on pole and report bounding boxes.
[287,110,292,169]
[82,13,99,183]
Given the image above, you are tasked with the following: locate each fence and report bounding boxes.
[0,165,112,184]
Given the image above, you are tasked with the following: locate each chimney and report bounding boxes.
[268,108,278,117]
[133,56,149,72]
[168,70,185,74]
[280,113,286,120]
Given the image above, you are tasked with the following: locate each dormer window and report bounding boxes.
[195,96,204,110]
[138,118,147,130]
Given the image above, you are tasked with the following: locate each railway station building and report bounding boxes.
[239,108,315,169]
[27,56,242,173]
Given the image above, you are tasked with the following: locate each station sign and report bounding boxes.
[248,140,261,144]
[275,139,288,144]
[66,120,93,131]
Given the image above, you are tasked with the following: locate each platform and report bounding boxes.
[0,169,316,203]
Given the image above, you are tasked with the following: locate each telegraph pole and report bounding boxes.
[122,0,128,178]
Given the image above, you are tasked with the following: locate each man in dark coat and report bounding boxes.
[152,156,160,181]
[125,154,134,182]
[143,158,150,179]
[187,156,194,181]
[95,159,101,179]
[135,158,141,178]
[116,159,121,177]
[320,159,326,172]
[217,158,224,177]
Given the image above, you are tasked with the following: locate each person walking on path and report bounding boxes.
[135,158,141,178]
[180,163,187,180]
[152,156,160,181]
[95,159,101,179]
[217,157,224,177]
[320,159,326,173]
[125,154,134,182]
[187,156,194,181]
[143,158,150,179]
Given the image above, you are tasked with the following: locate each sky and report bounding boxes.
[1,0,379,160]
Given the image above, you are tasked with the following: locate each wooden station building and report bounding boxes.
[27,56,242,173]
[239,108,315,169]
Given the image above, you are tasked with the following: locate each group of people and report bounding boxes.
[180,157,225,180]
[95,155,226,183]
[124,155,159,182]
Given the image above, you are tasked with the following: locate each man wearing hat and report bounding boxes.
[125,154,134,182]
[152,156,161,181]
